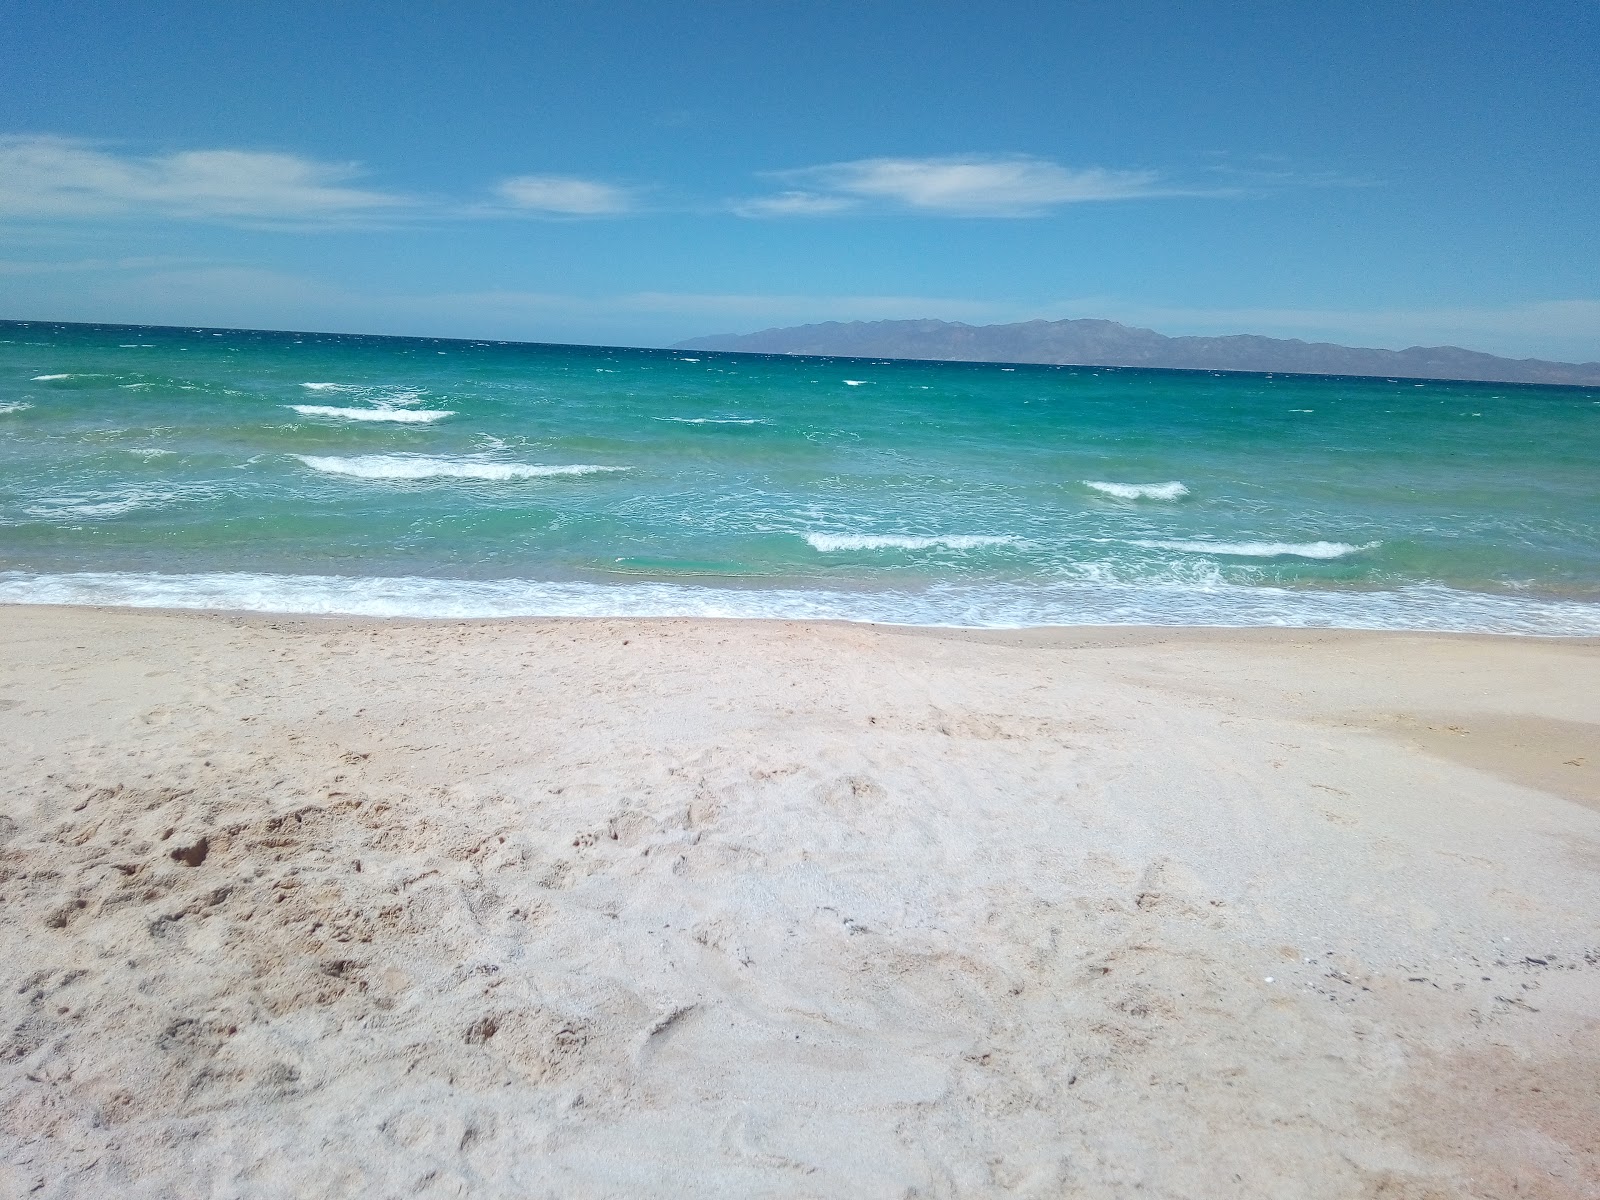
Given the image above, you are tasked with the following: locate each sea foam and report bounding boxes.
[288,405,454,423]
[1133,539,1377,559]
[1084,480,1190,500]
[2,570,1597,636]
[805,533,1019,552]
[295,455,627,481]
[23,486,205,520]
[300,383,425,405]
[0,402,33,414]
[655,416,765,425]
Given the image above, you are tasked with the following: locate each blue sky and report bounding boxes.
[2,0,1597,359]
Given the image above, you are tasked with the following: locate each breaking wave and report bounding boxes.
[655,416,765,425]
[288,405,454,423]
[2,570,1596,636]
[1132,539,1378,560]
[295,455,627,481]
[1084,481,1190,500]
[804,533,1020,552]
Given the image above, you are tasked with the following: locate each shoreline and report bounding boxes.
[4,604,1597,1196]
[10,595,1600,638]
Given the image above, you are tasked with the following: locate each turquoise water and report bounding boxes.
[2,319,1598,632]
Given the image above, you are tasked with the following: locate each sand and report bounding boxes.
[1,606,1597,1198]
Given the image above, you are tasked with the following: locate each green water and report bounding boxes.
[1,320,1597,631]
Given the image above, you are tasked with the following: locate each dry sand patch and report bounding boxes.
[2,609,1598,1197]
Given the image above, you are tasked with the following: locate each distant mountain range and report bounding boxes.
[676,318,1600,386]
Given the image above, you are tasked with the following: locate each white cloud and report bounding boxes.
[0,135,408,223]
[736,155,1164,217]
[728,191,857,218]
[493,174,633,215]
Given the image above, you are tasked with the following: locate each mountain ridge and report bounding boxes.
[675,318,1600,386]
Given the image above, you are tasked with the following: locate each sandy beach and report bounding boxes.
[2,606,1597,1198]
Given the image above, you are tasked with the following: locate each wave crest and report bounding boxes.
[654,416,765,425]
[1084,480,1189,500]
[295,455,627,481]
[2,570,1596,636]
[805,533,1019,552]
[288,405,454,423]
[1132,539,1378,559]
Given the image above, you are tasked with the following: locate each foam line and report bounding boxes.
[1133,539,1377,559]
[288,405,454,423]
[295,455,626,481]
[1,571,1596,635]
[804,533,1019,552]
[1083,481,1189,500]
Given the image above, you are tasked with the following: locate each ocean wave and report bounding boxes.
[1083,480,1190,500]
[843,380,867,386]
[300,383,425,405]
[1132,539,1378,559]
[288,404,455,423]
[654,416,765,425]
[123,448,174,459]
[30,373,93,382]
[22,486,202,520]
[0,402,33,414]
[295,454,627,481]
[1,570,1596,636]
[805,533,1020,552]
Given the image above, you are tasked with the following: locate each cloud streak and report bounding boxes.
[0,135,636,226]
[0,136,410,224]
[492,175,634,216]
[734,155,1165,217]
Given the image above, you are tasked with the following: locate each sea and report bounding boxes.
[2,320,1598,634]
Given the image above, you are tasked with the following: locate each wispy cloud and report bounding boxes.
[729,191,857,218]
[0,134,636,227]
[734,155,1164,218]
[492,174,634,216]
[0,135,410,224]
[0,254,216,276]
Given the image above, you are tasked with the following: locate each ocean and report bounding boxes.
[2,319,1597,633]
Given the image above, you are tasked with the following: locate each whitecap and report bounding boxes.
[0,402,33,414]
[295,454,627,481]
[287,405,455,423]
[1084,480,1190,500]
[23,486,201,520]
[805,533,1019,552]
[843,380,867,386]
[1132,539,1378,560]
[299,383,425,406]
[123,448,174,459]
[30,373,84,381]
[3,570,1596,636]
[654,416,765,425]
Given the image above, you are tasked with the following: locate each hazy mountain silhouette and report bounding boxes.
[676,318,1600,386]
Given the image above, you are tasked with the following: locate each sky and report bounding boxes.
[2,0,1597,360]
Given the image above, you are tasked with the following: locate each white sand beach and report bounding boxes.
[2,607,1597,1198]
